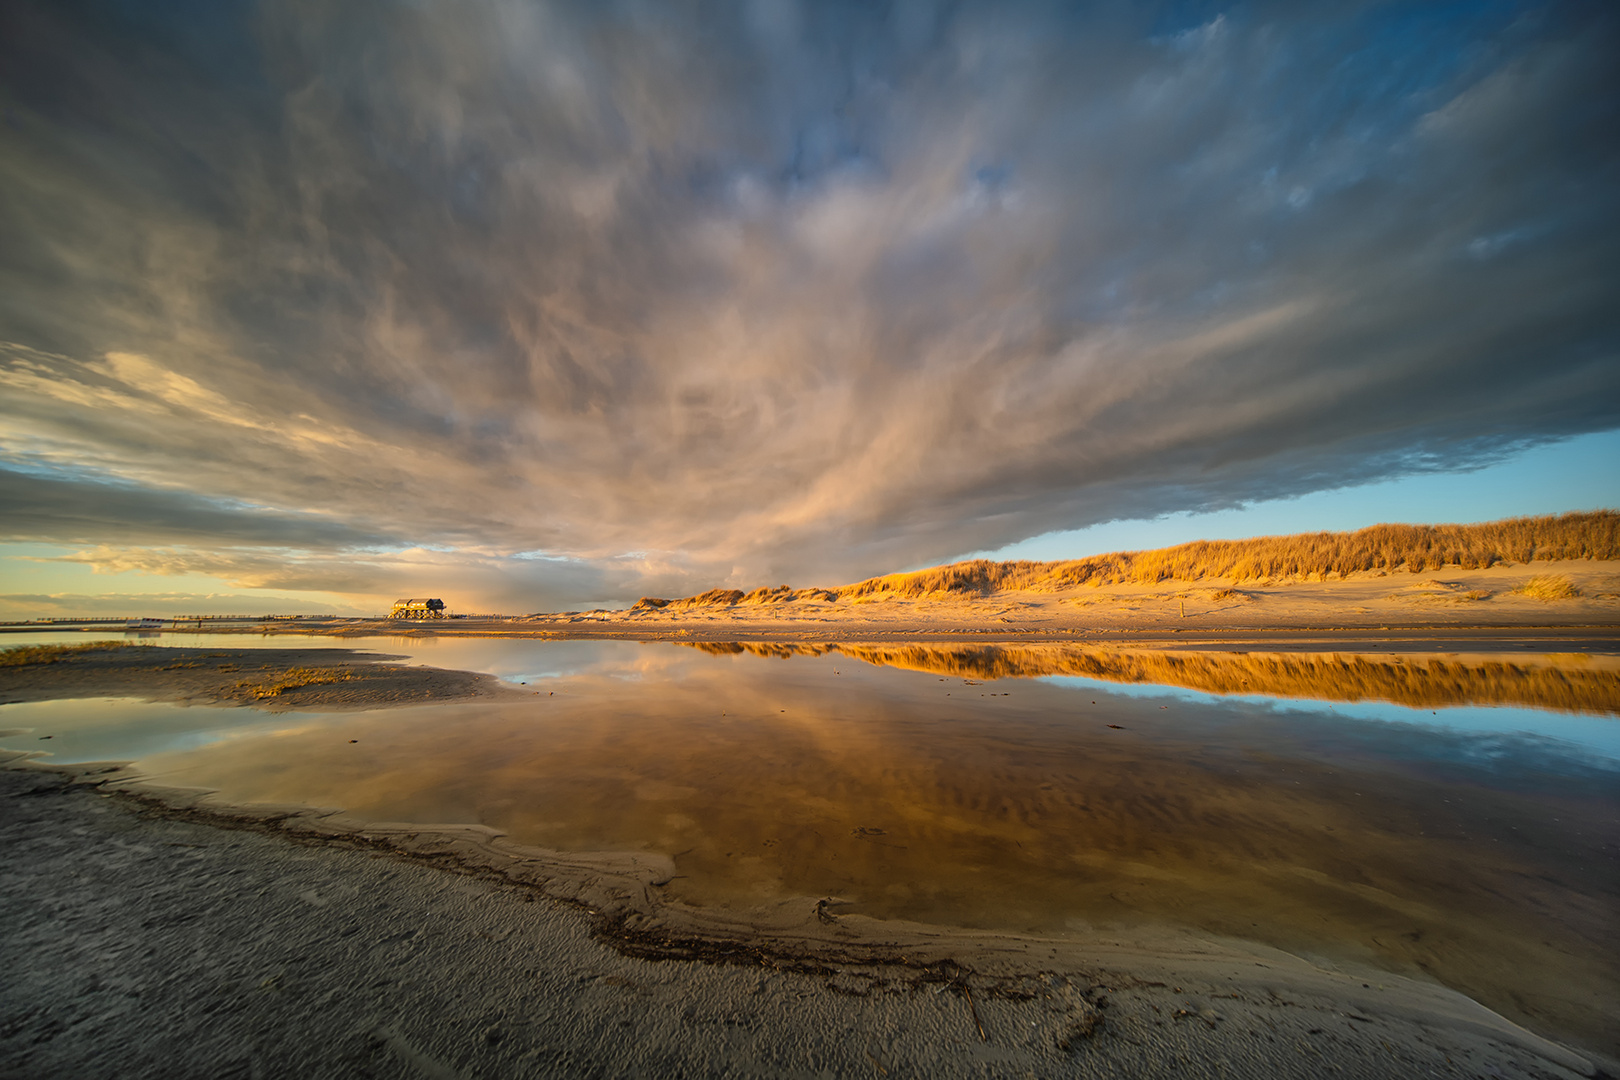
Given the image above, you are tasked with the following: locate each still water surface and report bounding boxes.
[3,634,1617,1042]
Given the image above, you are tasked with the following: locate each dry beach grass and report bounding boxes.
[832,511,1619,597]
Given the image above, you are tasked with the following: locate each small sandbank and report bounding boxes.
[0,643,519,711]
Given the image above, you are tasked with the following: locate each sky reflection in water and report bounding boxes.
[2,636,1616,1045]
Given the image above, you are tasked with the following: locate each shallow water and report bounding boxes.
[3,636,1617,1044]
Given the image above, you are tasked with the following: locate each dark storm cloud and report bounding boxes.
[0,592,370,618]
[0,464,391,549]
[1,0,1616,599]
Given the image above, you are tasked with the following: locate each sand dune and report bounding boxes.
[637,511,1619,608]
[545,557,1620,641]
[576,513,1620,639]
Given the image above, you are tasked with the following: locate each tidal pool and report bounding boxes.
[3,637,1617,1046]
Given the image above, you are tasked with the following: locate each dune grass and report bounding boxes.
[637,511,1616,609]
[235,666,356,698]
[634,586,838,611]
[1514,574,1581,601]
[836,510,1617,598]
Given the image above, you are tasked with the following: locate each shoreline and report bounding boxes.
[1,761,1611,1078]
[10,621,1620,657]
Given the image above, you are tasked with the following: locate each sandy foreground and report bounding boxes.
[2,760,1613,1080]
[1,643,1617,1077]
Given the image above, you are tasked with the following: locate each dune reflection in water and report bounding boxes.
[695,640,1620,714]
[122,641,1618,1047]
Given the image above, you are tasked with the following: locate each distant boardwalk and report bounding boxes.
[389,598,446,619]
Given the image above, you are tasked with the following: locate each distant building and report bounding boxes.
[390,598,447,619]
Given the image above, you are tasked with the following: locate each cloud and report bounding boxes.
[0,591,371,620]
[0,462,390,550]
[26,542,658,617]
[0,0,1616,606]
[44,545,394,594]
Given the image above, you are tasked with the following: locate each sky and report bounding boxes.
[1,0,1616,618]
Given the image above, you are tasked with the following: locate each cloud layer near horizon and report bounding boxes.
[2,0,1617,610]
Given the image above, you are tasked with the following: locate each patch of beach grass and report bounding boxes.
[1514,575,1580,601]
[0,642,133,667]
[236,666,357,699]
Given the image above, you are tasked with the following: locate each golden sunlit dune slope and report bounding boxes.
[636,511,1618,609]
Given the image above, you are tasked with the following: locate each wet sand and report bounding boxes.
[1,765,1610,1079]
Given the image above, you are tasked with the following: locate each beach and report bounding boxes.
[3,634,1618,1077]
